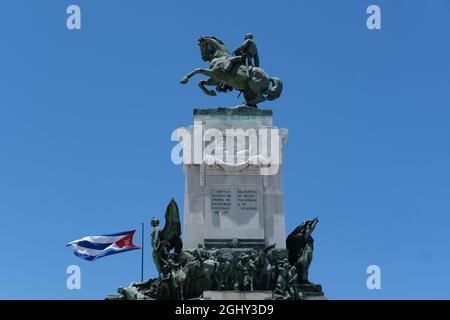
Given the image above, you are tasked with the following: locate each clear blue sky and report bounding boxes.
[0,0,449,299]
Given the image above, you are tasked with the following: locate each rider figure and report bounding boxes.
[226,33,260,73]
[218,33,260,92]
[234,33,260,68]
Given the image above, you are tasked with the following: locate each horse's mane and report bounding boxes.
[205,36,226,46]
[200,36,230,57]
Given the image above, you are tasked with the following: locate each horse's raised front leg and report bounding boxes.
[198,78,219,96]
[180,68,213,84]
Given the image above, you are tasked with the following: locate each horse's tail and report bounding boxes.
[267,77,283,101]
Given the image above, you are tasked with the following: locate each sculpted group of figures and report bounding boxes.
[151,245,314,300]
[107,200,323,300]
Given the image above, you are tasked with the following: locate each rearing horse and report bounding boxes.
[180,36,283,107]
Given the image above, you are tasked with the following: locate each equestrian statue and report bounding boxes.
[180,34,283,107]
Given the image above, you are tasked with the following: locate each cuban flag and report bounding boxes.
[67,230,140,261]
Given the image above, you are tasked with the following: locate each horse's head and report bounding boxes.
[198,36,230,62]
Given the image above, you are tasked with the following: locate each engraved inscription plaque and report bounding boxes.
[210,185,234,228]
[237,186,258,215]
[208,184,262,234]
[211,187,232,215]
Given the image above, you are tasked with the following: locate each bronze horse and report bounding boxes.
[180,36,282,107]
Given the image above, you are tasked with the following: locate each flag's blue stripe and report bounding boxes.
[74,241,112,250]
[72,250,97,261]
[71,246,140,262]
[92,247,140,261]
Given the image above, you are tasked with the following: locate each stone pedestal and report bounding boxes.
[299,284,326,300]
[107,107,327,301]
[175,107,288,249]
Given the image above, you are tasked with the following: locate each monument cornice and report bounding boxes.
[194,106,273,117]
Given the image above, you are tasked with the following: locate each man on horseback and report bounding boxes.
[234,33,260,69]
[180,34,282,107]
[218,33,260,92]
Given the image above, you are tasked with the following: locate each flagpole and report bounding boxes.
[141,222,144,283]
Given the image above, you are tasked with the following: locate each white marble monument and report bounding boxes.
[175,107,288,249]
